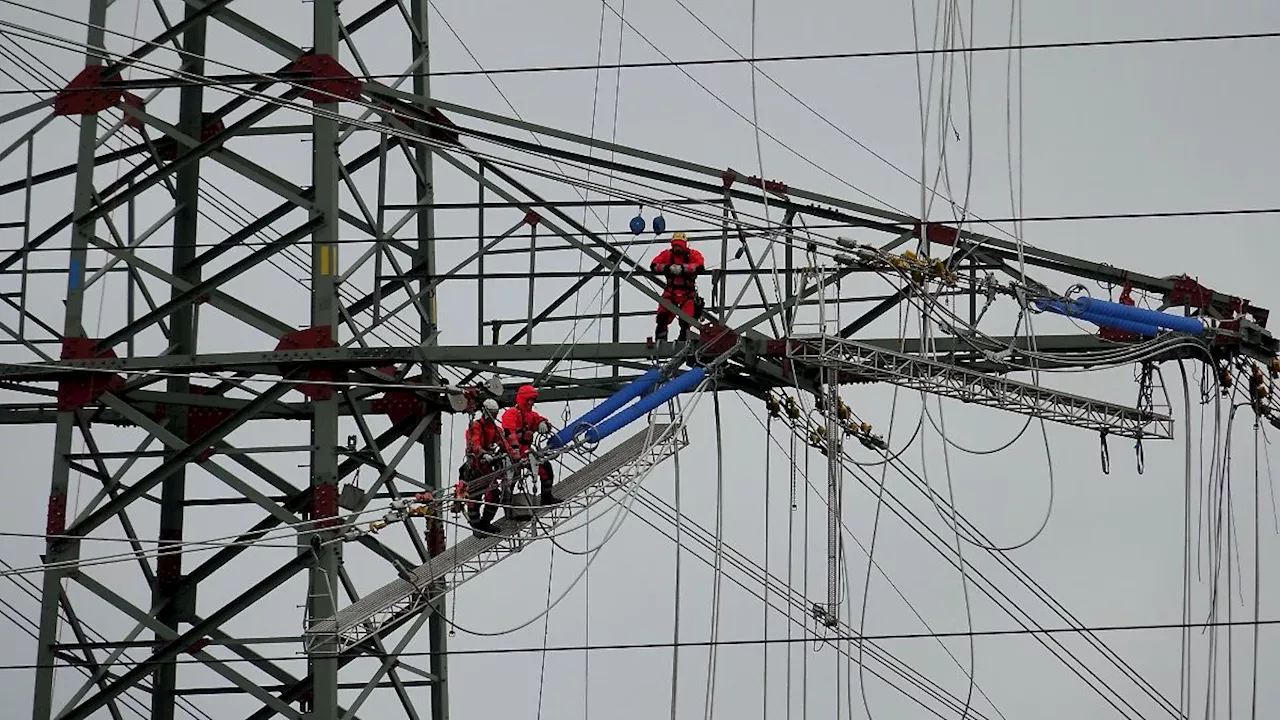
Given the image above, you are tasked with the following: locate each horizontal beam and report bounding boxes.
[0,335,1120,382]
[786,335,1174,440]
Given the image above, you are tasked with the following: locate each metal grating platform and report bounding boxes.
[306,422,685,651]
[788,334,1173,440]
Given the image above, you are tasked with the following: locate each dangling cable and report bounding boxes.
[669,414,684,720]
[535,545,556,720]
[786,418,797,720]
[703,392,727,720]
[1178,361,1194,717]
[1250,418,1261,720]
[763,410,772,719]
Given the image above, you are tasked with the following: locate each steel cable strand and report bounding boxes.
[845,457,1146,718]
[671,0,1029,250]
[876,451,1183,718]
[1178,360,1196,717]
[534,540,556,720]
[5,5,1265,333]
[0,12,917,268]
[627,489,987,720]
[623,506,959,720]
[642,445,1114,720]
[702,390,727,720]
[856,299,950,718]
[5,475,636,579]
[740,387,1009,720]
[1250,418,1261,720]
[761,376,1172,718]
[0,8,866,263]
[763,404,772,717]
[669,399,685,720]
[644,401,1013,720]
[1205,403,1245,625]
[0,24,1057,325]
[1202,400,1252,718]
[633,480,1006,720]
[915,279,1055,550]
[0,562,167,720]
[909,9,979,711]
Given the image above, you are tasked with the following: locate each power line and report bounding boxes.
[2,206,1274,257]
[1,29,1277,96]
[15,617,1280,672]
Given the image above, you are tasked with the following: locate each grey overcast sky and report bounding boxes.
[1,1,1279,718]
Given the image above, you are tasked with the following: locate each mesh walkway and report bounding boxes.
[306,422,685,651]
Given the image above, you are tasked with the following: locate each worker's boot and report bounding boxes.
[472,519,499,537]
[480,502,498,527]
[537,464,562,505]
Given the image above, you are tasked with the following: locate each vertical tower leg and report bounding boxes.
[309,0,342,717]
[151,7,208,718]
[409,2,450,717]
[31,2,108,718]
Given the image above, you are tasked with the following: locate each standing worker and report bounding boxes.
[457,398,506,535]
[649,232,705,342]
[501,385,563,506]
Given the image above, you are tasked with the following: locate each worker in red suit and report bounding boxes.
[650,232,705,341]
[456,398,506,535]
[501,384,562,505]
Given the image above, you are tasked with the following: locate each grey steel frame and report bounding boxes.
[0,2,1244,719]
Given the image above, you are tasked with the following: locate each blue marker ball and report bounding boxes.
[653,215,667,234]
[630,215,645,235]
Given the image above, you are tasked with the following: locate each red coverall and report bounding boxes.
[650,236,705,341]
[459,416,504,528]
[500,385,561,504]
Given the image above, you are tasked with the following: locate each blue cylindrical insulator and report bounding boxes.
[585,367,707,444]
[1035,299,1159,337]
[548,367,665,449]
[1073,296,1205,336]
[653,215,667,234]
[1076,311,1160,337]
[630,215,646,235]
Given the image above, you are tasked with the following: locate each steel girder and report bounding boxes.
[0,2,1254,719]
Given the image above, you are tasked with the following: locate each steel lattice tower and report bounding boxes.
[3,3,1277,720]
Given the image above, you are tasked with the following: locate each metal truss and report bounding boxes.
[308,421,685,653]
[786,334,1174,440]
[0,1,1270,719]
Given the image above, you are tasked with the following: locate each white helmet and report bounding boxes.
[481,398,500,417]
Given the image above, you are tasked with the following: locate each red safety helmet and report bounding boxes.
[516,384,539,406]
[670,232,689,251]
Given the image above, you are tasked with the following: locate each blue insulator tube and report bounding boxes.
[584,367,707,444]
[1035,300,1160,337]
[1076,311,1160,337]
[1071,296,1205,336]
[547,367,664,449]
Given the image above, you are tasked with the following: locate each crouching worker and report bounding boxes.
[501,384,563,506]
[457,398,506,536]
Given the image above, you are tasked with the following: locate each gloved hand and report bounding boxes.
[670,264,684,275]
[537,420,550,434]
